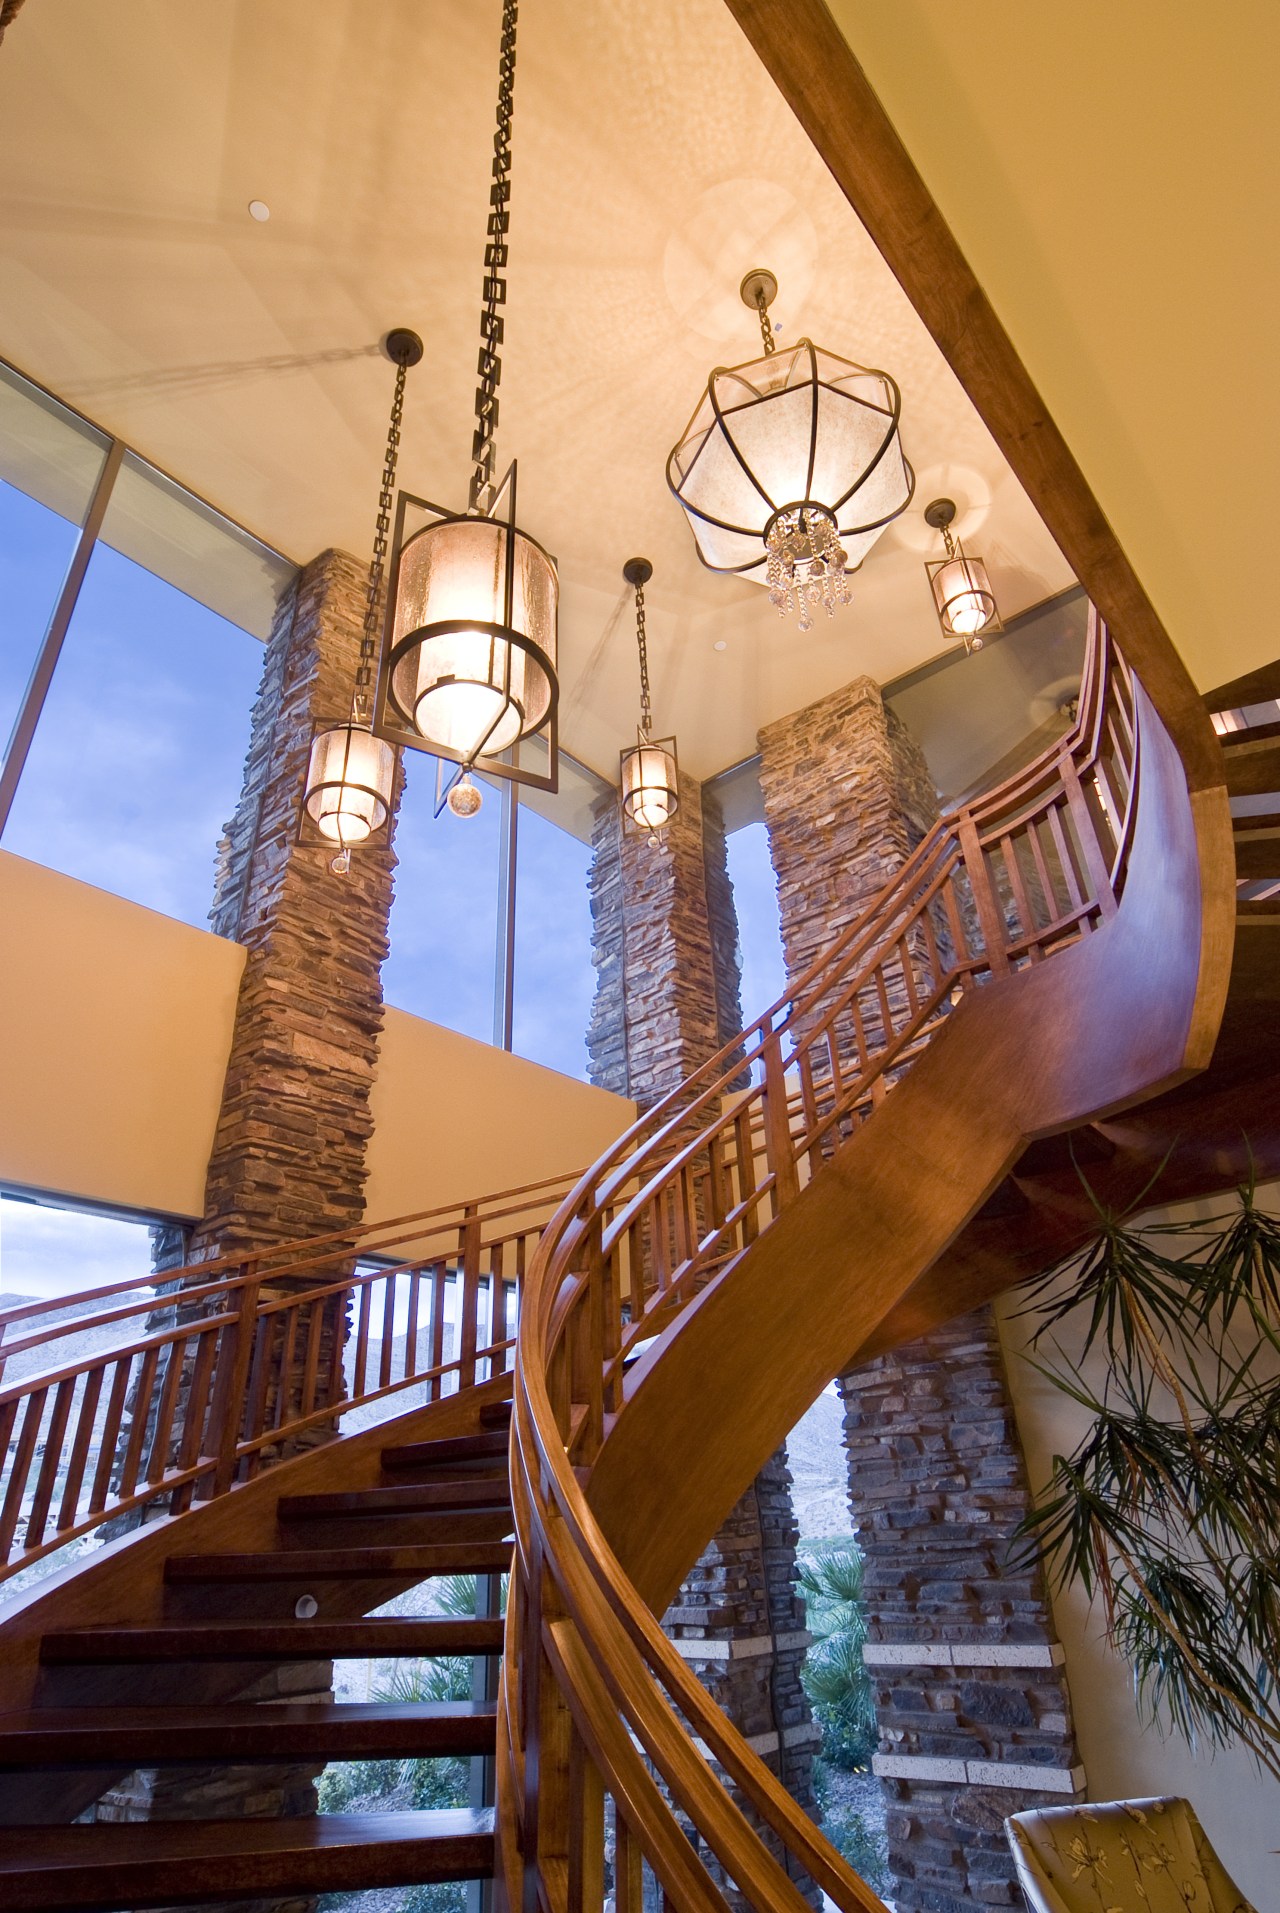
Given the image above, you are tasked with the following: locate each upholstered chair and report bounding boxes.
[1005,1795,1255,1913]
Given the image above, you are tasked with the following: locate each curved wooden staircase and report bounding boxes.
[1,616,1275,1910]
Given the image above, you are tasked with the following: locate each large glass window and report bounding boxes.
[0,1193,155,1309]
[512,757,602,1079]
[0,366,109,751]
[383,754,504,1044]
[726,817,786,1025]
[1,399,296,931]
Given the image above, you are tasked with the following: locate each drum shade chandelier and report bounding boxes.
[372,0,559,802]
[301,327,421,873]
[618,559,679,841]
[668,269,914,633]
[923,497,1002,653]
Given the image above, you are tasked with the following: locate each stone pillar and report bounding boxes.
[587,769,740,1103]
[95,549,402,1908]
[839,1313,1083,1913]
[586,771,819,1897]
[759,675,1082,1912]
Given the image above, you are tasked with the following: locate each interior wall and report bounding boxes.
[994,1184,1280,1910]
[0,850,634,1227]
[822,1,1277,697]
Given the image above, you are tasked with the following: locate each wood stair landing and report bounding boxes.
[0,1807,496,1910]
[2,1400,514,1902]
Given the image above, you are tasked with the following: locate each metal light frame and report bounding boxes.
[923,497,1003,654]
[300,719,396,851]
[620,728,680,839]
[373,460,559,797]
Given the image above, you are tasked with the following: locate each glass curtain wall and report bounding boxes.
[0,365,295,930]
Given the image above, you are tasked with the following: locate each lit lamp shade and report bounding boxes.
[667,340,913,579]
[621,736,679,836]
[304,724,395,845]
[386,515,557,762]
[927,549,1000,645]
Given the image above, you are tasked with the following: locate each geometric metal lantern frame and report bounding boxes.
[374,460,559,795]
[667,337,915,586]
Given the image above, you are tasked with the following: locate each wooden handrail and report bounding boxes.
[499,613,1234,1909]
[0,1170,581,1587]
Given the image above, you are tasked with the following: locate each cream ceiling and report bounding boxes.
[826,0,1277,699]
[0,0,1073,781]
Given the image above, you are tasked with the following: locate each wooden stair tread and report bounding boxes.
[40,1617,506,1664]
[165,1541,513,1582]
[0,1700,496,1766]
[380,1429,510,1471]
[478,1399,514,1427]
[1232,810,1280,834]
[1222,736,1280,798]
[0,1808,495,1908]
[278,1478,512,1518]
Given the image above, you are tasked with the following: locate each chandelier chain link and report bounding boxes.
[754,284,776,357]
[469,0,518,513]
[634,581,652,737]
[352,354,408,720]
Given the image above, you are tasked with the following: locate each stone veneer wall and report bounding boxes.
[838,1312,1083,1913]
[585,768,820,1900]
[96,549,402,1913]
[758,674,1082,1913]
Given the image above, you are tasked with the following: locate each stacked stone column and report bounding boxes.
[759,674,1083,1913]
[586,769,820,1898]
[95,548,402,1908]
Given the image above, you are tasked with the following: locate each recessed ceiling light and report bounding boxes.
[713,639,728,652]
[248,199,271,223]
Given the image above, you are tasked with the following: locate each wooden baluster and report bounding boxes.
[603,1237,626,1417]
[430,1261,447,1397]
[378,1273,396,1390]
[240,1305,279,1480]
[458,1205,481,1392]
[115,1345,159,1502]
[212,1269,261,1497]
[0,1386,46,1562]
[897,933,922,1019]
[57,1363,104,1535]
[614,1809,645,1913]
[733,1104,760,1244]
[1000,831,1036,955]
[352,1280,373,1399]
[672,1166,694,1282]
[405,1266,421,1378]
[762,1039,800,1211]
[23,1376,75,1551]
[89,1360,131,1514]
[567,1723,606,1912]
[706,1130,728,1237]
[574,1226,606,1463]
[1060,752,1118,918]
[298,1297,325,1421]
[957,814,1012,971]
[168,1330,219,1514]
[272,1304,301,1432]
[873,964,896,1048]
[1046,798,1085,915]
[941,865,973,969]
[920,903,944,998]
[492,1241,508,1363]
[1026,816,1058,926]
[145,1334,187,1483]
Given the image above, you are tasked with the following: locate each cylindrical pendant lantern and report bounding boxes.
[383,512,558,765]
[924,498,1002,653]
[621,735,679,835]
[303,722,395,846]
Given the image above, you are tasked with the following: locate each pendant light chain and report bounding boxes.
[634,579,653,738]
[754,283,776,357]
[469,0,519,513]
[353,355,409,723]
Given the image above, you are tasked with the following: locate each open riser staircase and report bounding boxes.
[1,612,1274,1910]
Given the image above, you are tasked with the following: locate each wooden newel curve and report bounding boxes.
[498,614,1234,1911]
